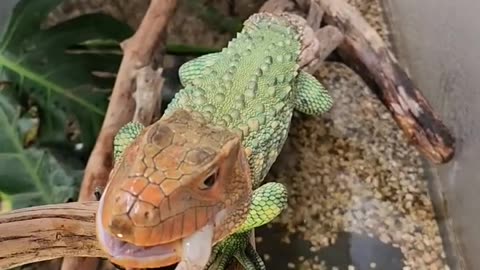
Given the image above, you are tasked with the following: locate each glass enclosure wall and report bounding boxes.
[385,0,480,269]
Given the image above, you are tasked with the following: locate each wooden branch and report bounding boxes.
[313,0,455,163]
[61,1,177,270]
[302,26,344,73]
[0,202,104,270]
[133,66,165,124]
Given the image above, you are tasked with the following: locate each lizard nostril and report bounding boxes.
[109,215,133,240]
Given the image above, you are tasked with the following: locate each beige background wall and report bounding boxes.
[385,0,480,269]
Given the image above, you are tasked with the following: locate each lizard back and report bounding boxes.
[165,13,304,187]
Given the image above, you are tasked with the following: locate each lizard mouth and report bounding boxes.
[96,225,181,268]
[96,192,221,269]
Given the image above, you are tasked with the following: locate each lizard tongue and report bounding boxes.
[176,223,214,270]
[176,209,226,269]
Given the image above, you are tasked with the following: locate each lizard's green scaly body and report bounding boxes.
[97,13,333,270]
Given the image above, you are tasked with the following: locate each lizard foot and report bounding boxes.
[205,232,265,270]
[204,182,287,269]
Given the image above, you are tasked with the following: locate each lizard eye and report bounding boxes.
[199,171,217,190]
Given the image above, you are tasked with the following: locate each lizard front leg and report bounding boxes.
[205,182,288,270]
[178,53,221,87]
[294,70,333,115]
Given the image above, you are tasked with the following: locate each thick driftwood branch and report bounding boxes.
[0,202,104,270]
[314,0,455,163]
[62,1,177,270]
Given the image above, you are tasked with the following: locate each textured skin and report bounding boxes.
[99,12,333,270]
[235,182,287,234]
[113,122,144,162]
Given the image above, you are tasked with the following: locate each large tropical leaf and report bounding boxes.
[0,0,133,211]
[0,91,82,212]
[0,0,133,152]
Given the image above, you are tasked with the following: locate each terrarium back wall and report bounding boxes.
[386,0,480,268]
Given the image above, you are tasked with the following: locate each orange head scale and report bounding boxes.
[96,109,252,268]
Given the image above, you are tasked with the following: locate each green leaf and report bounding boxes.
[0,92,81,210]
[0,0,134,210]
[0,0,133,151]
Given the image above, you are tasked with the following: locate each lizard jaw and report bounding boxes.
[96,191,181,268]
[96,224,216,269]
[96,190,221,269]
[96,228,181,267]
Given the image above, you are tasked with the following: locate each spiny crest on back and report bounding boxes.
[220,12,303,61]
[167,13,304,130]
[221,12,302,59]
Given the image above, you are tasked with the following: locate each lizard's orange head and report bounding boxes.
[96,109,252,268]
